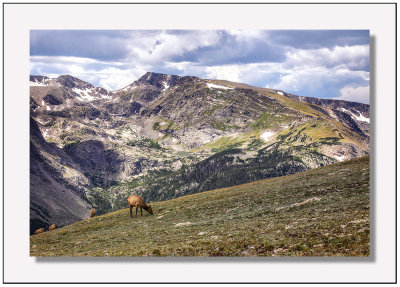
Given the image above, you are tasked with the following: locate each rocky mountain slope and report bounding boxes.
[30,117,92,234]
[30,72,370,233]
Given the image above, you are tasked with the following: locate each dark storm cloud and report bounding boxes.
[171,31,287,65]
[30,30,133,61]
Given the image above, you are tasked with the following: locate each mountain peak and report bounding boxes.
[30,74,113,105]
[30,75,52,86]
[134,72,181,89]
[56,75,94,89]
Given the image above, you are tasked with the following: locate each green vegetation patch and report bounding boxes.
[263,91,324,118]
[247,139,264,151]
[250,112,288,130]
[126,138,163,150]
[277,120,344,146]
[152,122,161,130]
[210,120,232,131]
[198,131,261,153]
[205,105,221,116]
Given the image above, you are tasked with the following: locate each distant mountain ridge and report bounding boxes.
[29,72,370,233]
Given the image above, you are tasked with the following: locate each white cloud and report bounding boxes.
[337,85,370,104]
[125,30,222,65]
[203,62,281,84]
[96,67,147,91]
[284,45,369,71]
[268,65,370,104]
[226,30,266,42]
[30,55,124,66]
[164,61,194,72]
[205,65,242,82]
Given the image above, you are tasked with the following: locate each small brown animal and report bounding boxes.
[33,228,45,235]
[90,208,96,218]
[49,224,56,231]
[128,195,153,217]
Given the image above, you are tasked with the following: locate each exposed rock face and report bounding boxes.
[63,140,147,186]
[43,94,63,105]
[30,72,370,229]
[30,117,92,234]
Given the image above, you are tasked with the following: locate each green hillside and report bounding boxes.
[30,156,369,257]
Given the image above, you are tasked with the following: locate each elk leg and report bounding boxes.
[141,207,143,216]
[129,205,133,218]
[136,207,138,217]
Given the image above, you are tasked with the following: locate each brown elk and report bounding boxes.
[128,195,153,217]
[90,208,96,218]
[49,224,56,231]
[33,228,45,235]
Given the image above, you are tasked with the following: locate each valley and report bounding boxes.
[30,72,370,234]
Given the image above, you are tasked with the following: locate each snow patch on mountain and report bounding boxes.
[207,83,233,90]
[72,88,97,101]
[340,108,370,123]
[260,131,274,142]
[30,81,48,86]
[334,155,345,162]
[74,88,95,101]
[353,112,370,123]
[30,77,54,87]
[162,81,170,91]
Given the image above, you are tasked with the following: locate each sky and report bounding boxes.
[30,30,370,104]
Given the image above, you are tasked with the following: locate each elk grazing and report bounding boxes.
[33,228,45,235]
[128,195,153,217]
[49,224,56,231]
[90,208,96,218]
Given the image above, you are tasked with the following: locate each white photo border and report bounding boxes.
[3,2,397,283]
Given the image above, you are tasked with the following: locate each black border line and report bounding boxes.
[2,1,397,285]
[1,1,399,4]
[395,2,398,285]
[2,2,4,287]
[0,2,398,4]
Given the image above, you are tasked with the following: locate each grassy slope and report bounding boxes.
[30,157,369,257]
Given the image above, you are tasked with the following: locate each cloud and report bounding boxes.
[270,67,369,100]
[30,30,134,61]
[284,45,369,71]
[30,30,223,65]
[205,65,242,82]
[125,30,222,65]
[337,85,370,104]
[267,30,369,49]
[171,30,287,66]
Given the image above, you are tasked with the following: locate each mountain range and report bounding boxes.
[29,72,370,234]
